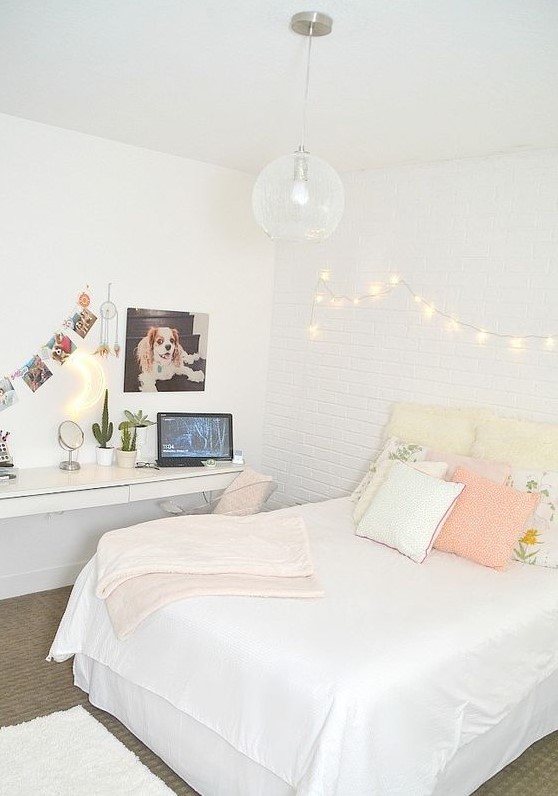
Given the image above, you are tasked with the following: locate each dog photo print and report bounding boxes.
[42,331,76,366]
[71,307,97,339]
[124,308,208,392]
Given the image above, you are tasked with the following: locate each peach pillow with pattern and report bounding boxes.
[434,467,540,570]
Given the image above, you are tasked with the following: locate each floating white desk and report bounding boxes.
[0,463,243,520]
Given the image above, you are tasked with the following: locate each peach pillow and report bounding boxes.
[434,466,540,570]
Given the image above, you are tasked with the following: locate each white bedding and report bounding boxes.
[49,497,558,796]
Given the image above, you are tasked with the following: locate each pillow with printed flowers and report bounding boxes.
[351,437,429,504]
[508,469,558,568]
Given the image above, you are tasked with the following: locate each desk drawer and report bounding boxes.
[129,472,238,503]
[0,485,130,519]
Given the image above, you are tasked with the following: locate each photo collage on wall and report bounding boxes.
[0,288,97,409]
[123,308,209,392]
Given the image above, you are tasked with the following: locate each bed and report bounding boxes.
[49,492,558,796]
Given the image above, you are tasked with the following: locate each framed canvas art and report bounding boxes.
[124,308,208,393]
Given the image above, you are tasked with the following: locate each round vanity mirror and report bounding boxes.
[58,420,84,471]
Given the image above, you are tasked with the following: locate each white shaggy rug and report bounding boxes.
[0,706,175,795]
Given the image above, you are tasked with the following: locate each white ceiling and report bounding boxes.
[1,1,557,175]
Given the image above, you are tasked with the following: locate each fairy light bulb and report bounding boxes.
[309,272,558,355]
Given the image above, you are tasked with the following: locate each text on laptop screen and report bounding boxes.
[157,413,233,462]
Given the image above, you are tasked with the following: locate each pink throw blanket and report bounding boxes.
[96,513,322,638]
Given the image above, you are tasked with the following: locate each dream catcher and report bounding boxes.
[94,283,120,358]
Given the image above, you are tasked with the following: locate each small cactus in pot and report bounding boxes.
[92,390,114,466]
[92,389,113,448]
[119,424,137,452]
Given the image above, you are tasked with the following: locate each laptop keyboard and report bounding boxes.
[157,459,205,468]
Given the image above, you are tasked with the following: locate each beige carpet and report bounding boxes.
[0,587,196,795]
[1,586,557,795]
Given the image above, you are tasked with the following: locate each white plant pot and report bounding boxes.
[96,447,114,467]
[116,448,137,469]
[135,426,148,463]
[135,427,148,447]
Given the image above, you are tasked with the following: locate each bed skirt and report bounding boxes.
[75,653,558,796]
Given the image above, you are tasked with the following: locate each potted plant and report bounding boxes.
[115,424,137,469]
[120,409,155,452]
[92,389,114,466]
[121,409,155,428]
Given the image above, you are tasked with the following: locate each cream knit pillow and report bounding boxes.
[212,467,276,516]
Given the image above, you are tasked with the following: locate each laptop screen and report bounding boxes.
[157,412,233,466]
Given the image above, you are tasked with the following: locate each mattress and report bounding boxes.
[49,497,558,796]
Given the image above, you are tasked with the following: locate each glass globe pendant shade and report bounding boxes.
[252,149,345,243]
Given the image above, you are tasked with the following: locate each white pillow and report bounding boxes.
[356,461,464,563]
[353,459,448,525]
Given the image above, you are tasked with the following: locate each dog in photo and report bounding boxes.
[136,326,204,391]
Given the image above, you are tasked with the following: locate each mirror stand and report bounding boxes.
[58,420,84,471]
[60,448,80,471]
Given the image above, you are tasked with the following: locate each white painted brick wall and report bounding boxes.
[262,149,558,506]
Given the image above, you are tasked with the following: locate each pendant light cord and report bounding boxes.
[299,22,314,152]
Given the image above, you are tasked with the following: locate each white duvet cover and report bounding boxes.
[49,497,558,796]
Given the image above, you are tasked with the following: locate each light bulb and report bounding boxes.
[252,151,344,242]
[292,179,309,206]
[291,151,309,206]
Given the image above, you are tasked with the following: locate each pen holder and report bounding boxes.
[0,441,13,467]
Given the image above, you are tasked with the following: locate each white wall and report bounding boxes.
[263,149,558,505]
[0,113,274,596]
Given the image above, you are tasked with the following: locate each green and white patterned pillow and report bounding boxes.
[351,437,428,505]
[508,469,558,568]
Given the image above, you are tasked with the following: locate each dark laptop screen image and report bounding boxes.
[157,413,233,466]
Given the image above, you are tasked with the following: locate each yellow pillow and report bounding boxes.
[385,403,491,454]
[472,416,558,470]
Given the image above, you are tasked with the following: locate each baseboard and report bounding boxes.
[0,561,87,600]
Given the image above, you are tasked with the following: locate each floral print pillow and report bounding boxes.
[351,437,428,504]
[508,469,558,568]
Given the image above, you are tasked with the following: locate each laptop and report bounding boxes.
[156,412,233,467]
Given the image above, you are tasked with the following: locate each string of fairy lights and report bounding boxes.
[308,271,556,352]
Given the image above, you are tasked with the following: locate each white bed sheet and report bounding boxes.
[49,497,558,796]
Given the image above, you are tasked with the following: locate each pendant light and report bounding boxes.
[252,11,345,243]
